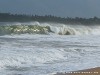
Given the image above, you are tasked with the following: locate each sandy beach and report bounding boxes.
[54,67,100,75]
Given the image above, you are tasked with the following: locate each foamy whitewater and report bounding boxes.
[0,22,100,75]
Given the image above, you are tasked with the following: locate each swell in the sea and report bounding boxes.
[0,22,100,35]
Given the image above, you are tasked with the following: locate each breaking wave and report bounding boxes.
[0,22,100,35]
[0,25,52,35]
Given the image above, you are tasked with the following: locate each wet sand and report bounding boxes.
[54,67,100,75]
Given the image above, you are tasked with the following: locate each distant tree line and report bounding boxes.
[0,12,100,25]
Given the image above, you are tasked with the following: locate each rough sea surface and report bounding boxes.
[0,22,100,75]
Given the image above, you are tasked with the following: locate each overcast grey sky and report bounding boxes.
[0,0,100,18]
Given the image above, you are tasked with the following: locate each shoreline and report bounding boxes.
[54,67,100,75]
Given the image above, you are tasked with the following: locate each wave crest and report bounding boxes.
[0,22,100,35]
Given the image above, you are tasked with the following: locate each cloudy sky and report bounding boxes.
[0,0,100,18]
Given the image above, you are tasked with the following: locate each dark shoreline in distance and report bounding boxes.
[54,67,100,75]
[0,13,100,25]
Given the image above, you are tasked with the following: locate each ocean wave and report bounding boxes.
[0,25,52,35]
[0,22,100,35]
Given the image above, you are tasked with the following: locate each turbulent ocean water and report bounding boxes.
[0,22,100,75]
